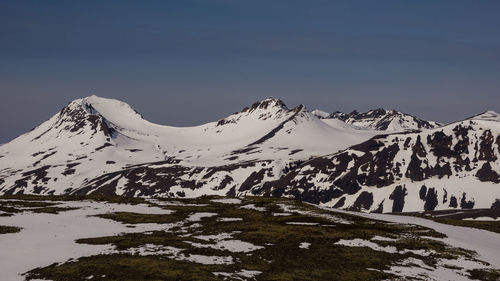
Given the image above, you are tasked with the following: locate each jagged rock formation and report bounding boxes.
[312,108,442,131]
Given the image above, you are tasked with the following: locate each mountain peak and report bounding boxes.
[70,95,145,123]
[242,97,288,113]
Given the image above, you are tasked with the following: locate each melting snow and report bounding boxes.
[187,239,263,253]
[186,212,217,222]
[272,212,291,216]
[117,244,233,265]
[213,269,262,279]
[385,257,491,281]
[217,217,243,222]
[335,239,398,253]
[325,206,500,269]
[278,203,352,225]
[0,200,172,281]
[188,232,263,253]
[240,204,266,212]
[211,198,242,204]
[299,242,311,249]
[286,222,318,226]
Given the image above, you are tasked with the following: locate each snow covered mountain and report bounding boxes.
[256,111,500,212]
[0,96,379,196]
[0,95,498,213]
[312,108,442,131]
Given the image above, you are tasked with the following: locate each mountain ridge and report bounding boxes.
[0,95,498,214]
[312,108,442,131]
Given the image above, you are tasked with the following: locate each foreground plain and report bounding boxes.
[1,195,499,281]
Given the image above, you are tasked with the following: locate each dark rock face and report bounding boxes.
[62,163,80,176]
[424,187,438,211]
[333,197,346,208]
[406,136,429,181]
[419,185,427,200]
[244,98,287,112]
[428,131,453,158]
[476,162,500,183]
[449,196,458,208]
[497,136,500,154]
[239,170,265,191]
[478,130,497,161]
[72,160,281,198]
[452,125,470,155]
[3,165,53,195]
[492,200,500,209]
[442,189,448,204]
[389,185,407,213]
[217,97,289,127]
[350,191,374,211]
[56,103,116,138]
[460,193,475,209]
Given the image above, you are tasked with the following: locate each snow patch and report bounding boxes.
[186,212,217,222]
[299,242,311,249]
[211,198,242,204]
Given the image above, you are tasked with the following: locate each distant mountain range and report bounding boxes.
[311,108,442,131]
[1,96,498,213]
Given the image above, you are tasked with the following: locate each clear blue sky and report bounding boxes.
[1,0,499,142]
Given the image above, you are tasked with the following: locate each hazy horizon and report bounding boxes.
[1,0,500,143]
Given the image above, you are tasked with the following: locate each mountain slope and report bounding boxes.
[255,111,500,212]
[0,96,379,196]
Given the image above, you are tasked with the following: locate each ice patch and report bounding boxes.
[217,217,243,222]
[299,242,311,249]
[335,239,398,253]
[120,244,182,256]
[190,231,263,253]
[211,198,242,204]
[147,199,208,207]
[240,204,266,212]
[183,254,233,265]
[213,269,262,279]
[194,232,236,242]
[286,222,318,226]
[187,239,263,253]
[371,235,397,242]
[336,238,434,256]
[117,244,233,265]
[385,257,493,281]
[272,212,291,216]
[279,203,351,224]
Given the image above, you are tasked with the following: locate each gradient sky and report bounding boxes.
[1,0,500,143]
